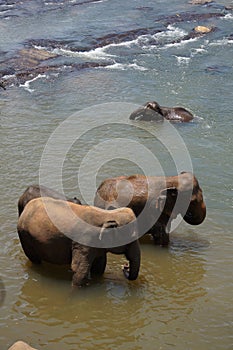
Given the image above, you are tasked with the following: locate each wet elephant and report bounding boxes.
[17,197,140,286]
[18,184,81,216]
[129,101,194,122]
[94,172,206,246]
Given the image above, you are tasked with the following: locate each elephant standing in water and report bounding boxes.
[94,172,206,246]
[17,197,140,286]
[129,101,194,122]
[18,184,81,216]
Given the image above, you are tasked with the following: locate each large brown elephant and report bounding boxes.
[18,184,81,216]
[17,197,140,286]
[94,172,206,246]
[129,101,194,122]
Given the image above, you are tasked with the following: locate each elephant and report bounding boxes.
[129,101,194,122]
[17,197,140,286]
[18,184,81,216]
[94,172,206,246]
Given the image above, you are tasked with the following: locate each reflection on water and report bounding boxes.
[2,241,206,349]
[0,278,6,307]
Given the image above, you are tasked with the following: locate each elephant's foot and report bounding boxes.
[72,272,90,287]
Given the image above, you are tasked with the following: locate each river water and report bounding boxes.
[0,0,233,349]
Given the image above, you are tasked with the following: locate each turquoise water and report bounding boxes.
[0,1,233,349]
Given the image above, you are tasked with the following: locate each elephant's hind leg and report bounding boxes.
[150,223,169,246]
[18,230,42,264]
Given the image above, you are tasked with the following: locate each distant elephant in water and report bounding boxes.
[17,197,140,286]
[18,184,81,216]
[129,101,194,122]
[94,172,206,246]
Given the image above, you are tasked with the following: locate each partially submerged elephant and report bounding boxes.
[129,101,194,122]
[18,184,81,216]
[17,197,140,286]
[94,172,206,246]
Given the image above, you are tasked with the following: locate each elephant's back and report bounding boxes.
[162,106,194,122]
[95,175,157,215]
[17,197,70,239]
[94,178,122,208]
[17,198,73,265]
[17,185,41,216]
[71,201,136,227]
[129,106,164,121]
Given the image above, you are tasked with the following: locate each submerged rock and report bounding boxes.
[0,45,109,88]
[0,8,229,88]
[194,25,212,33]
[190,0,213,4]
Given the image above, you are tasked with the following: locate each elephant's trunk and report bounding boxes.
[183,199,206,225]
[124,240,141,280]
[99,220,118,240]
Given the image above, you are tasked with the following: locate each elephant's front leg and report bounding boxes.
[124,240,141,280]
[150,222,169,246]
[90,253,107,277]
[71,242,93,287]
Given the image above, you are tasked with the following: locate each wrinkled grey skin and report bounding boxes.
[18,184,81,216]
[94,172,206,246]
[17,197,140,286]
[129,101,194,122]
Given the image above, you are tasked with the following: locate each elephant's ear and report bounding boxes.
[156,187,178,212]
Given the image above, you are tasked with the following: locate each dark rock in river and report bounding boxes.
[0,45,109,87]
[189,0,213,5]
[0,8,229,88]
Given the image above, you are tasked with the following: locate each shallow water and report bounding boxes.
[0,1,233,349]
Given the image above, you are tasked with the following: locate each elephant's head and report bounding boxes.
[98,209,140,281]
[182,176,206,225]
[145,101,163,115]
[156,172,206,225]
[98,220,118,240]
